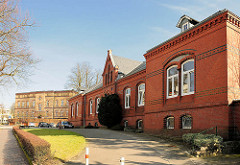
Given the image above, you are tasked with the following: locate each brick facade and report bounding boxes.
[68,9,240,139]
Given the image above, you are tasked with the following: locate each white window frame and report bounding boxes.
[182,115,192,129]
[182,22,188,32]
[138,83,145,106]
[89,100,93,114]
[76,102,79,116]
[27,101,29,108]
[181,60,194,96]
[166,116,174,129]
[167,65,179,99]
[22,102,25,108]
[61,100,64,107]
[96,98,100,113]
[125,88,131,109]
[46,100,49,107]
[124,120,128,128]
[71,104,74,117]
[137,120,143,130]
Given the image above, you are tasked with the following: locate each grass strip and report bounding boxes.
[24,129,86,162]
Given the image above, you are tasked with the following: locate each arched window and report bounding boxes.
[76,102,79,116]
[96,98,100,113]
[165,116,174,129]
[71,104,74,117]
[182,60,194,96]
[89,100,93,114]
[181,115,192,129]
[167,66,179,98]
[136,120,143,130]
[124,120,128,128]
[138,83,145,106]
[125,88,131,109]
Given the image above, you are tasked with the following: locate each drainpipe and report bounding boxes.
[83,95,86,127]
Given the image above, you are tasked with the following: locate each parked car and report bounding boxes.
[38,122,49,128]
[56,121,74,128]
[48,123,56,128]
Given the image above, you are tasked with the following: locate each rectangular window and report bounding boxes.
[182,116,192,129]
[138,84,145,106]
[125,88,131,109]
[89,100,93,114]
[167,66,179,98]
[166,117,174,129]
[181,60,194,96]
[96,98,100,113]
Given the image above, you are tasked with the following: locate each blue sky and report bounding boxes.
[1,0,240,109]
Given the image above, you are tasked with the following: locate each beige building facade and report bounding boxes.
[14,90,77,123]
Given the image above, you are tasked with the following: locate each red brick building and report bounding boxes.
[68,9,240,139]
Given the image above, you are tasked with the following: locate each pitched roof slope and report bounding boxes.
[84,80,103,94]
[110,54,142,75]
[125,61,146,77]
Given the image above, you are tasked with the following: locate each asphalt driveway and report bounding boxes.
[65,128,207,165]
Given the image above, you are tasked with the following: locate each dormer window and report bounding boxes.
[176,15,199,32]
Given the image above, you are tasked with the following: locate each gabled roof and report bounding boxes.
[109,54,142,75]
[176,15,199,28]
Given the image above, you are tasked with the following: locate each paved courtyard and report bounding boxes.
[0,126,28,165]
[65,128,207,165]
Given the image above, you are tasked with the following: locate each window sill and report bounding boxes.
[182,127,192,130]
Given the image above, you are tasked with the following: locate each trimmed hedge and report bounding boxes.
[13,126,51,164]
[182,133,223,156]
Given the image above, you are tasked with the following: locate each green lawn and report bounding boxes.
[24,129,86,162]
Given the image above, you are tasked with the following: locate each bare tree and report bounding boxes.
[65,62,102,92]
[0,0,38,87]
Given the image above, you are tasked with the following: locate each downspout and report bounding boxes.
[83,95,86,127]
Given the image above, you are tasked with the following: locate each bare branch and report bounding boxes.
[0,0,38,87]
[65,62,102,92]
